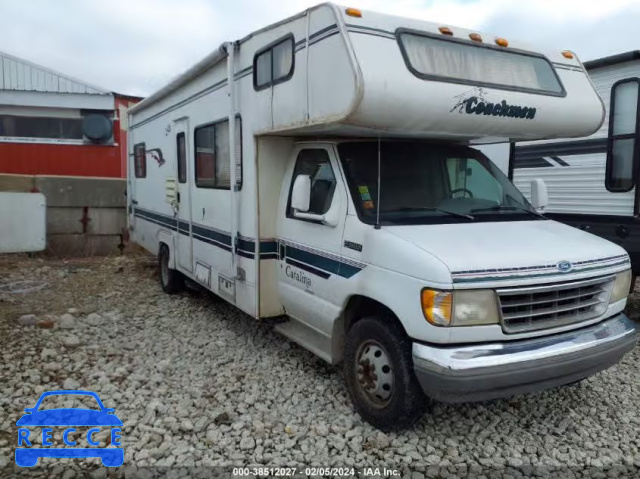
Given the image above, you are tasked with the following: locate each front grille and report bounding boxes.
[497,276,614,334]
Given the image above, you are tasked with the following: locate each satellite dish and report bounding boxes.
[83,114,113,143]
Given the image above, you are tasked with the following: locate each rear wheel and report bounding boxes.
[159,244,184,294]
[344,316,426,430]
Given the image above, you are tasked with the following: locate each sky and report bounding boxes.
[0,0,638,97]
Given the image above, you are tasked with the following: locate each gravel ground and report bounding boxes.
[1,253,640,478]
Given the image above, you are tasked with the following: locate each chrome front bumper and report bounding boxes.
[412,313,638,403]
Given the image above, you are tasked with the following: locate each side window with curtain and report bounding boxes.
[253,35,294,91]
[177,133,187,183]
[606,79,640,192]
[134,143,146,179]
[194,118,242,189]
[288,149,336,217]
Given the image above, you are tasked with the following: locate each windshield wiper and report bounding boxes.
[385,207,475,220]
[471,205,545,218]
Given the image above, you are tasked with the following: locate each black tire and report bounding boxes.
[158,244,184,294]
[344,316,426,430]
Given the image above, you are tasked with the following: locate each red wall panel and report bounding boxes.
[0,142,121,178]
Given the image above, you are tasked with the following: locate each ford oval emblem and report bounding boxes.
[557,261,573,272]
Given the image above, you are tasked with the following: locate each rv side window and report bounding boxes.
[288,149,336,217]
[134,143,146,178]
[194,118,242,189]
[606,79,640,192]
[253,35,294,91]
[177,133,187,183]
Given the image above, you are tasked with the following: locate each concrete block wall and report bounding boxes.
[0,174,126,256]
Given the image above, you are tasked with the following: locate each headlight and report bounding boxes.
[452,290,500,326]
[421,289,499,327]
[610,269,632,304]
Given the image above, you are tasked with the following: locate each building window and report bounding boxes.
[177,132,187,183]
[134,143,146,179]
[606,78,640,192]
[288,149,336,218]
[194,117,242,189]
[0,115,83,140]
[253,35,294,91]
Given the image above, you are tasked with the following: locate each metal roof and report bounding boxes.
[583,51,640,71]
[0,50,110,95]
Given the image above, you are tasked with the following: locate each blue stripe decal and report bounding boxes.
[287,246,341,276]
[133,208,365,278]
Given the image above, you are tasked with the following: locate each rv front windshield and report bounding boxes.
[338,141,542,225]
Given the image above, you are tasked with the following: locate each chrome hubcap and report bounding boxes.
[356,340,394,407]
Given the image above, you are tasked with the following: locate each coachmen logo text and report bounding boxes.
[464,97,536,119]
[450,88,537,120]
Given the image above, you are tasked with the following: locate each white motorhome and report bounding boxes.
[510,51,640,285]
[128,4,638,429]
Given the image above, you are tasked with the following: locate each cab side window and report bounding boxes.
[288,149,336,217]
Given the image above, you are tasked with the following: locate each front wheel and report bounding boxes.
[159,244,184,294]
[344,316,426,430]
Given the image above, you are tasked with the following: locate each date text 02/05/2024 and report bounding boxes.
[232,467,401,477]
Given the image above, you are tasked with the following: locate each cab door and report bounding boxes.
[174,118,193,272]
[276,145,348,336]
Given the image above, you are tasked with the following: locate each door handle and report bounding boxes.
[177,192,181,204]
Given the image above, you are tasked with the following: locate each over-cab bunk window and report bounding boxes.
[194,117,242,190]
[606,78,640,192]
[396,29,565,97]
[253,35,294,91]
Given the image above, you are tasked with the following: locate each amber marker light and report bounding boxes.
[469,33,483,42]
[439,26,454,36]
[495,37,509,47]
[345,7,362,17]
[421,289,453,327]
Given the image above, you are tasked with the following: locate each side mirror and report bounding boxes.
[291,175,311,212]
[530,179,548,211]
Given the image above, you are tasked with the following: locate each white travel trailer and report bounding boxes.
[510,51,640,284]
[128,4,638,429]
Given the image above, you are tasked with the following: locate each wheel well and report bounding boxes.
[157,240,175,269]
[331,295,405,364]
[343,295,400,333]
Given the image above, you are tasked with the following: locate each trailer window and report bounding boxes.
[177,133,187,183]
[288,149,336,218]
[134,143,146,178]
[194,117,242,189]
[397,30,564,96]
[606,79,640,192]
[253,35,294,91]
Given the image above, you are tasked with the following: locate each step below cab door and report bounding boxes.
[276,144,348,335]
